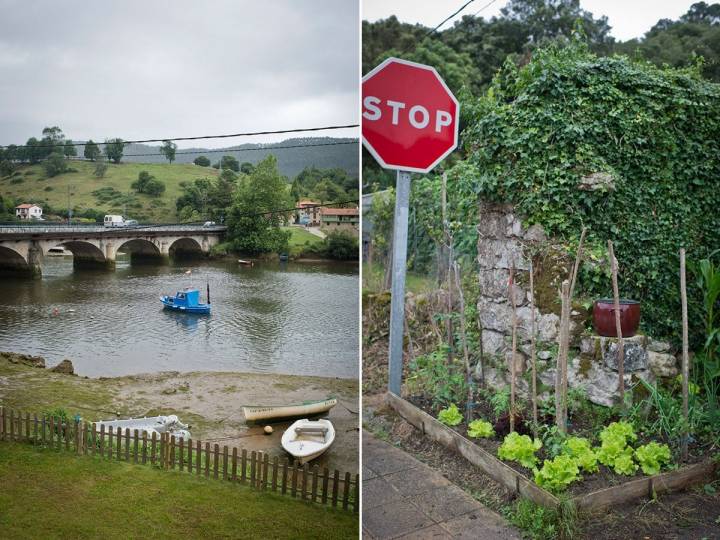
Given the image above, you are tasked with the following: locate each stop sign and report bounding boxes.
[362,57,459,173]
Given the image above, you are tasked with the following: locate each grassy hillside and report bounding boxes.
[0,161,220,222]
[0,442,357,539]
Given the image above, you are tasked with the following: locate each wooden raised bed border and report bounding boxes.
[386,392,717,513]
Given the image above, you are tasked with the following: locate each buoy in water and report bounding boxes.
[263,425,273,435]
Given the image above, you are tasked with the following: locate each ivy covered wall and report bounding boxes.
[453,42,720,344]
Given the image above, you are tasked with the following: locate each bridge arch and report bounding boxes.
[58,240,109,270]
[0,245,32,277]
[116,238,164,265]
[169,237,205,260]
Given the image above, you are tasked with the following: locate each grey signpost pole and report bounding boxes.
[388,170,411,395]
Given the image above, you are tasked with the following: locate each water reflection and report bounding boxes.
[0,257,358,378]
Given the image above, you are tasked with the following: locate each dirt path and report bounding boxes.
[0,352,359,472]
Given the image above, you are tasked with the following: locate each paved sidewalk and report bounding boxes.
[363,431,521,539]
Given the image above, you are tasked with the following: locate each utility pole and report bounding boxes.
[67,185,75,223]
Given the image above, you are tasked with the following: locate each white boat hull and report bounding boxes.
[281,418,335,464]
[243,398,337,422]
[94,415,191,440]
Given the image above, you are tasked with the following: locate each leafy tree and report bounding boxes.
[63,140,77,158]
[226,155,292,254]
[94,160,108,178]
[193,156,211,167]
[43,151,69,177]
[160,140,177,164]
[84,140,101,161]
[240,162,255,174]
[22,137,42,164]
[104,138,125,164]
[322,230,358,260]
[220,155,240,172]
[0,160,15,177]
[132,170,165,196]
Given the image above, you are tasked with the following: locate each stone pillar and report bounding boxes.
[27,242,43,279]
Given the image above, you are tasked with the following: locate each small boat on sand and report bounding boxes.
[94,415,191,440]
[281,418,335,464]
[237,259,254,266]
[243,397,337,422]
[160,288,210,314]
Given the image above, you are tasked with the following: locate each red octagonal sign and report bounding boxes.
[362,57,459,174]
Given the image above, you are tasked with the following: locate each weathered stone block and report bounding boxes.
[477,239,529,270]
[477,212,508,239]
[478,298,513,333]
[524,224,547,243]
[647,351,678,378]
[604,340,648,372]
[648,339,671,353]
[481,329,506,356]
[578,171,615,191]
[505,351,527,376]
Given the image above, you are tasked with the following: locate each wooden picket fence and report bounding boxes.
[0,406,358,512]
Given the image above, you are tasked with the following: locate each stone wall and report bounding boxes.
[473,201,679,407]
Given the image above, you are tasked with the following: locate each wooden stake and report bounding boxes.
[509,262,518,433]
[555,280,570,433]
[453,261,474,423]
[441,172,454,357]
[529,259,538,438]
[569,227,587,298]
[608,240,625,406]
[680,248,689,461]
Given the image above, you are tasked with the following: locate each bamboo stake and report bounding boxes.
[453,261,474,423]
[555,280,570,433]
[508,262,518,433]
[441,172,454,358]
[680,248,689,461]
[569,227,587,298]
[608,240,625,406]
[529,259,538,438]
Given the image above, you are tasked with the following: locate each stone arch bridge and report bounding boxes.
[0,224,226,278]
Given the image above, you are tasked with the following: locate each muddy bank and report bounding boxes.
[0,352,359,472]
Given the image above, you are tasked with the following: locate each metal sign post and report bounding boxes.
[388,171,411,395]
[362,57,459,396]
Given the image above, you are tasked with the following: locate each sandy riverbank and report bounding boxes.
[0,352,359,472]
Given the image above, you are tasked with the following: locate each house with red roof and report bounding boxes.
[15,203,43,220]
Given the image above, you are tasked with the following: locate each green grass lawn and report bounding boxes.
[362,262,435,294]
[0,162,219,222]
[284,226,323,256]
[0,442,357,539]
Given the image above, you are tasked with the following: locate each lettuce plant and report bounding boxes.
[467,419,494,439]
[437,403,463,426]
[498,432,542,468]
[534,454,580,492]
[561,437,598,473]
[612,448,638,475]
[634,442,671,475]
[597,421,639,475]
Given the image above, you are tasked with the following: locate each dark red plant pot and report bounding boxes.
[592,299,641,337]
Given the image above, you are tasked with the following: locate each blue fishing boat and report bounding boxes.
[160,287,211,314]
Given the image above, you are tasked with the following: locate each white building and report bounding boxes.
[15,204,43,220]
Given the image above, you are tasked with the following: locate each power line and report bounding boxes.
[399,0,500,55]
[400,0,477,54]
[0,124,359,150]
[103,140,358,159]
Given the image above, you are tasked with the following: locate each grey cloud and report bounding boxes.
[0,0,359,147]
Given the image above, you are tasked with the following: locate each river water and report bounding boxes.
[0,256,358,378]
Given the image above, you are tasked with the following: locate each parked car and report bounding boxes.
[124,219,139,227]
[203,221,216,227]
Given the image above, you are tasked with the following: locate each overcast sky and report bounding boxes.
[364,0,696,42]
[0,0,359,149]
